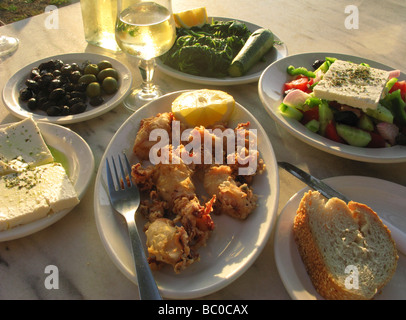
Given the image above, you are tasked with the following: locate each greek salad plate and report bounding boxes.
[259,52,406,163]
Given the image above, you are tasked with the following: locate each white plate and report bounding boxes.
[2,53,132,124]
[258,52,406,163]
[274,175,406,300]
[0,122,94,241]
[93,90,279,299]
[156,17,288,86]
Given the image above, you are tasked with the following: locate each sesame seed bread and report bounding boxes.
[293,190,398,300]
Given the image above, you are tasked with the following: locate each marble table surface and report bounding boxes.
[0,0,405,300]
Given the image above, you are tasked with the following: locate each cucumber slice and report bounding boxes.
[365,104,394,123]
[336,123,372,147]
[279,103,303,121]
[318,101,334,136]
[357,114,374,131]
[305,119,320,132]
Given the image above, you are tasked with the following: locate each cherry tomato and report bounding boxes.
[389,80,406,102]
[284,76,313,93]
[325,121,344,143]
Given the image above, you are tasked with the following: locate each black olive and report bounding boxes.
[334,111,359,126]
[70,90,87,100]
[19,88,33,101]
[36,90,49,100]
[312,59,325,70]
[49,79,62,90]
[60,64,72,75]
[70,102,86,114]
[68,97,83,106]
[39,100,53,111]
[53,59,64,70]
[27,98,38,110]
[63,82,75,92]
[74,82,88,92]
[57,74,71,84]
[49,88,66,101]
[70,70,82,83]
[53,69,62,77]
[25,79,39,91]
[30,68,40,79]
[32,74,41,82]
[70,63,80,72]
[89,96,104,106]
[37,63,45,71]
[46,105,62,116]
[40,73,54,86]
[36,96,48,108]
[39,60,54,71]
[61,105,70,116]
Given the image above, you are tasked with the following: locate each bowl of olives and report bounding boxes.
[3,53,132,124]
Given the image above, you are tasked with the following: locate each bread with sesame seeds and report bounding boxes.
[293,190,398,300]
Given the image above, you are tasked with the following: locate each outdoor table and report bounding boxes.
[0,0,405,300]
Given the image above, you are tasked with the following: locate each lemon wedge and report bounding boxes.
[173,7,208,28]
[171,89,235,127]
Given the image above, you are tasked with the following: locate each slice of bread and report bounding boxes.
[293,190,398,300]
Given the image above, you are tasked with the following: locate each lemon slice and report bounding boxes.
[173,7,208,28]
[171,89,235,127]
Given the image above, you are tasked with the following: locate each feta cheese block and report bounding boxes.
[313,60,390,112]
[0,118,54,175]
[0,163,79,231]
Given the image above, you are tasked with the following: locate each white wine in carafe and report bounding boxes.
[115,2,176,60]
[80,0,120,51]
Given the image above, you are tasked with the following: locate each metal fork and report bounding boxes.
[106,153,162,300]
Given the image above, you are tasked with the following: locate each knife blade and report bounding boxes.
[278,161,350,202]
[278,161,406,255]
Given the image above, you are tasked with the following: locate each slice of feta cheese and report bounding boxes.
[0,118,54,175]
[313,60,390,112]
[0,163,79,231]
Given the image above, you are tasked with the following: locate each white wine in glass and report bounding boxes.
[115,0,176,111]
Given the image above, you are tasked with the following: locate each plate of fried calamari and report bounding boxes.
[94,90,279,299]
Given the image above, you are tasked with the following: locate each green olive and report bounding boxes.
[97,68,119,82]
[78,74,97,84]
[84,63,99,75]
[102,77,118,94]
[86,82,101,98]
[97,60,113,71]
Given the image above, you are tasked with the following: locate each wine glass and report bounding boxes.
[0,35,19,58]
[115,0,176,111]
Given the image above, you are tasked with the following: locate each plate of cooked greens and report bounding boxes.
[157,17,288,85]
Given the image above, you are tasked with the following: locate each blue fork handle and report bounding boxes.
[126,215,162,300]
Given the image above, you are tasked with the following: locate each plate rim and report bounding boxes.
[0,121,94,241]
[2,52,133,124]
[274,175,406,300]
[258,51,406,163]
[156,16,288,86]
[93,89,280,299]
